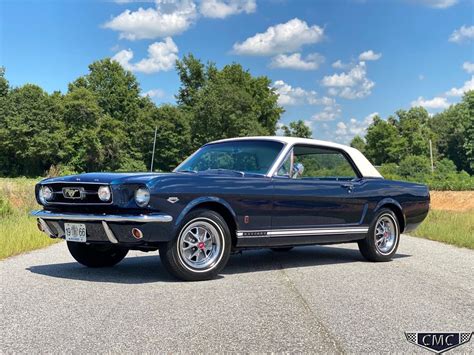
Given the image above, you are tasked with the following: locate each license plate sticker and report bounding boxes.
[64,223,87,242]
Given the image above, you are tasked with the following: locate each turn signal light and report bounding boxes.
[131,228,143,240]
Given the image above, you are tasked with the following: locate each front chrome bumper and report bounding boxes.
[30,210,173,223]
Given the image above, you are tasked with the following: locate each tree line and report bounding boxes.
[0,57,472,189]
[350,93,473,189]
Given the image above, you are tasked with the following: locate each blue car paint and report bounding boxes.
[36,170,430,248]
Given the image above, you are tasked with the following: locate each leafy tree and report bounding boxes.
[140,105,192,172]
[350,135,366,153]
[281,120,312,138]
[398,155,431,179]
[364,116,405,165]
[0,84,65,176]
[0,67,8,98]
[62,87,103,172]
[69,59,141,123]
[176,56,284,149]
[430,91,473,174]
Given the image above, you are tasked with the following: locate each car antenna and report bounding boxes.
[150,126,158,172]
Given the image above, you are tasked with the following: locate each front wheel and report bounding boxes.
[67,242,128,267]
[159,209,231,281]
[358,209,400,262]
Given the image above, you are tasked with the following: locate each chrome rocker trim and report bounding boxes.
[237,226,369,238]
[30,210,173,223]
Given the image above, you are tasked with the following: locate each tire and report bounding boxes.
[67,241,128,267]
[159,209,231,281]
[358,208,400,262]
[271,247,294,252]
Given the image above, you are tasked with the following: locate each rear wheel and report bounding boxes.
[271,247,294,252]
[358,208,400,262]
[159,209,231,281]
[67,242,128,267]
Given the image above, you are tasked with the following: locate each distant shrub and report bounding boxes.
[0,195,13,217]
[46,165,78,178]
[377,158,474,190]
[398,155,431,179]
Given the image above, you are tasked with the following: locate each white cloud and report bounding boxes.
[233,18,324,56]
[273,80,336,106]
[270,52,325,70]
[321,62,375,99]
[200,0,256,18]
[141,89,166,98]
[273,80,335,106]
[104,0,197,40]
[462,62,474,74]
[112,37,179,73]
[413,0,458,8]
[311,105,342,121]
[358,50,382,61]
[332,60,350,69]
[334,112,377,142]
[445,76,474,97]
[115,0,154,3]
[449,25,474,43]
[411,96,450,109]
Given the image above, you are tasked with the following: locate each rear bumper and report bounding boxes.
[30,210,173,223]
[30,210,174,245]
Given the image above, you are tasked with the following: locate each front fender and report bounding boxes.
[173,196,238,232]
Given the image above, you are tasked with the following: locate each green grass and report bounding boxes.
[0,178,59,260]
[411,210,474,249]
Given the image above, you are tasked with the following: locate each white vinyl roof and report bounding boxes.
[210,136,383,178]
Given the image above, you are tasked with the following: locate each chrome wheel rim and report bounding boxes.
[375,214,397,255]
[178,220,222,270]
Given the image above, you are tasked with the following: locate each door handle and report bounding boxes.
[340,183,354,193]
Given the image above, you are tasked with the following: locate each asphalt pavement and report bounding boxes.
[1,235,473,353]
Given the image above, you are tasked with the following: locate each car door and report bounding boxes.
[271,144,367,230]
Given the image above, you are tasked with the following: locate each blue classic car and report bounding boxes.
[32,137,430,281]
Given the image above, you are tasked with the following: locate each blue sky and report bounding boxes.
[1,0,473,143]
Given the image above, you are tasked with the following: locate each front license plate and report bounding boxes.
[64,223,87,242]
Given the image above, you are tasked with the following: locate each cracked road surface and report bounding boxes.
[1,235,473,353]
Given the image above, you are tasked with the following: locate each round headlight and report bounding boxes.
[135,187,150,207]
[39,186,53,204]
[98,186,111,202]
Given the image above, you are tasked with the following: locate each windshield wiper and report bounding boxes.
[202,169,245,177]
[176,169,197,174]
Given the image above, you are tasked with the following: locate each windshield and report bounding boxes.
[176,140,284,175]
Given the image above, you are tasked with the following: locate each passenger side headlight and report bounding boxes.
[39,186,53,205]
[135,187,150,207]
[98,186,111,202]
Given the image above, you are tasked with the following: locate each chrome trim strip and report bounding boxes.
[38,218,55,237]
[102,221,119,244]
[236,227,369,238]
[31,210,173,223]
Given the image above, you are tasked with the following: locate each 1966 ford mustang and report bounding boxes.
[32,137,430,281]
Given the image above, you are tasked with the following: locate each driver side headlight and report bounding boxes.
[135,187,150,207]
[39,186,53,205]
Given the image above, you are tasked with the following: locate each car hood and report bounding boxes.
[40,172,173,185]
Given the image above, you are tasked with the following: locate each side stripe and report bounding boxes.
[237,227,368,238]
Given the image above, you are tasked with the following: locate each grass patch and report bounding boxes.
[0,178,59,260]
[411,209,474,249]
